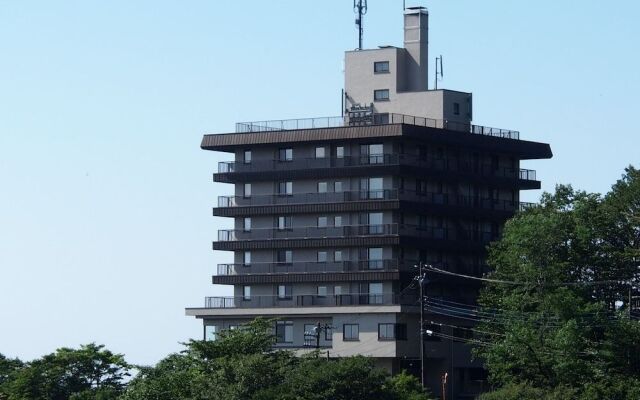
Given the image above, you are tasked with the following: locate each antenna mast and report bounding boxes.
[353,0,368,50]
[434,55,443,89]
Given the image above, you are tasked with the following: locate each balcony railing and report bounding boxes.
[216,224,498,244]
[203,293,419,309]
[216,259,399,275]
[235,113,520,140]
[216,154,536,182]
[217,190,532,214]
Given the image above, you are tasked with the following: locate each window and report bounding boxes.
[369,282,383,304]
[277,216,292,230]
[318,182,328,193]
[343,324,359,341]
[378,323,407,341]
[315,147,326,158]
[378,323,395,340]
[453,102,460,115]
[277,250,293,264]
[243,217,251,232]
[278,181,293,196]
[325,326,333,341]
[365,212,384,234]
[334,181,343,192]
[278,148,293,161]
[360,144,384,165]
[317,286,328,297]
[304,324,317,338]
[205,325,218,341]
[367,247,383,269]
[336,146,345,158]
[243,183,252,198]
[278,285,292,299]
[228,324,240,331]
[317,216,328,228]
[243,251,251,266]
[275,321,294,343]
[334,216,343,227]
[334,286,342,296]
[374,61,390,73]
[317,251,328,263]
[374,89,390,101]
[361,177,383,199]
[243,150,252,164]
[334,250,343,262]
[242,286,251,300]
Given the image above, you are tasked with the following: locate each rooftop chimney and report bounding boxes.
[403,7,429,91]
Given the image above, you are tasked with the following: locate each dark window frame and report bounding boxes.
[374,61,390,74]
[374,89,390,102]
[343,324,360,341]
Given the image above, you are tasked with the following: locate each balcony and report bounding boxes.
[216,224,497,244]
[216,259,399,275]
[203,293,419,309]
[215,154,537,184]
[235,113,520,140]
[217,189,533,214]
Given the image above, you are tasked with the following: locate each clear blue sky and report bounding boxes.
[0,0,638,365]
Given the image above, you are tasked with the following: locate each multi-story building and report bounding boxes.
[186,7,552,399]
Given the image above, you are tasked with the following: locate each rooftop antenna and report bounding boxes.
[434,55,443,89]
[353,0,368,50]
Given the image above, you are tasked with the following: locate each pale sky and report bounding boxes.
[1,1,638,365]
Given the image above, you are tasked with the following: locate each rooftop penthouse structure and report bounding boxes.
[187,6,551,399]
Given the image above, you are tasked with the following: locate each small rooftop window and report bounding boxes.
[374,89,390,102]
[374,61,390,74]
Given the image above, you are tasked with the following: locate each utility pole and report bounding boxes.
[417,262,428,389]
[305,323,333,358]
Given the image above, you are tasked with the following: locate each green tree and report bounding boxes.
[0,354,23,400]
[122,317,432,400]
[3,344,130,400]
[475,166,640,399]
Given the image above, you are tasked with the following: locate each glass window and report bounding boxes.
[374,89,390,101]
[334,216,342,227]
[369,282,383,304]
[243,251,251,266]
[374,61,390,73]
[317,216,328,227]
[318,182,328,193]
[275,321,294,343]
[334,286,342,296]
[278,285,292,299]
[360,144,384,165]
[243,217,251,232]
[378,323,395,340]
[317,251,328,262]
[325,326,333,341]
[243,183,252,198]
[304,324,317,339]
[317,286,327,297]
[278,181,293,195]
[334,250,343,262]
[278,148,293,161]
[368,177,384,199]
[242,286,251,300]
[315,147,326,158]
[368,212,384,234]
[453,102,460,115]
[334,181,343,192]
[343,324,359,341]
[367,247,383,269]
[243,150,252,164]
[228,324,240,331]
[336,146,345,158]
[205,325,218,341]
[277,216,292,230]
[277,250,293,264]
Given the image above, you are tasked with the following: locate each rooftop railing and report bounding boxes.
[203,293,419,309]
[235,113,520,140]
